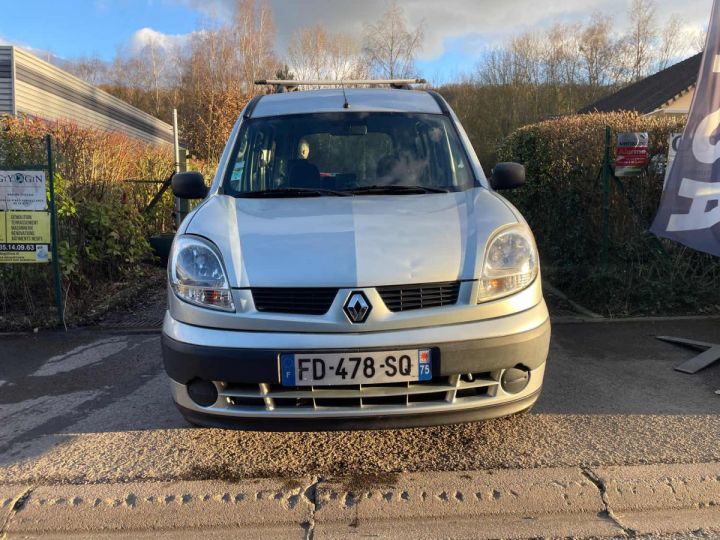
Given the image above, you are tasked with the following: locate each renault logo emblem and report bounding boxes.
[343,291,371,323]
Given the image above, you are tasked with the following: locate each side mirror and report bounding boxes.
[490,162,525,190]
[171,171,208,199]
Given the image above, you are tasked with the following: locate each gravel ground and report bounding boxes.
[2,410,717,485]
[0,317,719,485]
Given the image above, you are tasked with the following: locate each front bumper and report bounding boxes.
[162,301,550,429]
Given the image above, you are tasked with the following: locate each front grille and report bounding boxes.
[377,281,461,312]
[214,372,499,412]
[251,287,338,315]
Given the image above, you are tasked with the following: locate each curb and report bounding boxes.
[1,463,719,538]
[552,313,720,324]
[543,283,604,319]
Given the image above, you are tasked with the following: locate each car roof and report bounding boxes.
[250,88,443,118]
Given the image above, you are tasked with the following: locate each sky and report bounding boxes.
[0,0,714,83]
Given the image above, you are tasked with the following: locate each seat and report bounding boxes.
[376,154,401,183]
[287,160,321,189]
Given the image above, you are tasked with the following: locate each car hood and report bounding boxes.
[184,189,518,288]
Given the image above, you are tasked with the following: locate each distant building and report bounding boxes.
[0,45,174,146]
[578,53,702,117]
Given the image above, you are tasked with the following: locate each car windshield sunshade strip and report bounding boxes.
[236,187,350,198]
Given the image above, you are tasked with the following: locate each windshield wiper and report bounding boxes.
[346,185,450,195]
[236,187,350,198]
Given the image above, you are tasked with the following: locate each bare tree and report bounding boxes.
[476,47,514,86]
[656,15,687,70]
[63,55,108,85]
[509,33,544,85]
[627,0,658,80]
[578,13,626,88]
[135,35,168,116]
[363,2,424,79]
[288,25,369,81]
[543,23,581,86]
[233,0,277,92]
[690,26,708,53]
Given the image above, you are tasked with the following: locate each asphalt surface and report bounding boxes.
[0,316,719,487]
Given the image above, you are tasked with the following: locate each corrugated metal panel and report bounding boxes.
[14,66,174,143]
[14,80,166,146]
[0,46,12,115]
[12,47,174,146]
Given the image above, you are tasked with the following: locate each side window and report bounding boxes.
[447,133,473,187]
[239,127,275,192]
[229,128,250,191]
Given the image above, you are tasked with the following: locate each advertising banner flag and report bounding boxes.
[650,0,720,256]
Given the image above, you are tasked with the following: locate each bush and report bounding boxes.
[0,115,175,328]
[497,111,720,316]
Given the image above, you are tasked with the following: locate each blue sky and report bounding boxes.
[0,0,714,83]
[0,0,199,58]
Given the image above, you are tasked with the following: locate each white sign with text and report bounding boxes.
[0,171,47,211]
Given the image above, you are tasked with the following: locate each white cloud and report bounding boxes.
[168,0,714,62]
[0,34,63,63]
[129,27,195,54]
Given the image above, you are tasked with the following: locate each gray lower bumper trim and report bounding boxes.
[177,388,542,431]
[162,318,551,385]
[439,318,550,374]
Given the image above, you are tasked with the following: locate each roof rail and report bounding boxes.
[255,79,427,93]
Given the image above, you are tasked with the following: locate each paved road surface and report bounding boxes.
[1,317,719,486]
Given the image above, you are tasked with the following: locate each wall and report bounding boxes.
[2,46,174,147]
[0,47,13,115]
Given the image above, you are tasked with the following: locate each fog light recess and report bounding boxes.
[500,367,530,394]
[187,378,219,407]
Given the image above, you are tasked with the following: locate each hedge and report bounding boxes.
[497,111,720,316]
[0,115,175,329]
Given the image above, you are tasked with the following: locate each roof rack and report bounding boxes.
[254,79,427,93]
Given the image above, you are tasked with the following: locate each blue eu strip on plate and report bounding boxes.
[418,348,432,381]
[281,353,296,386]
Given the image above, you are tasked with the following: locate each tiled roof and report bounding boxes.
[578,53,702,114]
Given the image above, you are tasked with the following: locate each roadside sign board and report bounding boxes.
[615,132,649,177]
[0,171,47,211]
[0,170,51,263]
[0,210,51,263]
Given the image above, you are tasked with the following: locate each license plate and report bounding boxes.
[281,349,432,386]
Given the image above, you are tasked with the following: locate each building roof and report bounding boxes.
[578,53,702,115]
[252,88,442,117]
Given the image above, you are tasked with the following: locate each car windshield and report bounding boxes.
[223,112,477,196]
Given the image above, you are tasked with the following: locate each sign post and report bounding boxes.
[46,135,64,326]
[600,126,612,266]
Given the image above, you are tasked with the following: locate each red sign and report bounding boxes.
[615,132,649,176]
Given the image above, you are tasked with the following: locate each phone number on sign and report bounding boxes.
[0,244,36,251]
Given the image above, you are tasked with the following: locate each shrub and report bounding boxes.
[0,115,175,328]
[497,111,720,316]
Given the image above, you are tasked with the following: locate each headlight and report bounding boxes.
[477,226,538,303]
[169,236,235,311]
